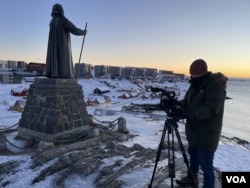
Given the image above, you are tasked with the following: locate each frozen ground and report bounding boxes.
[0,78,249,188]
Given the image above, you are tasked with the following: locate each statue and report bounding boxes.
[45,4,87,78]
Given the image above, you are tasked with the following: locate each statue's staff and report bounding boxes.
[75,22,88,78]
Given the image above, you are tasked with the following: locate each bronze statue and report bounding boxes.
[45,4,87,78]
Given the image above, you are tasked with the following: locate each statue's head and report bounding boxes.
[51,4,64,17]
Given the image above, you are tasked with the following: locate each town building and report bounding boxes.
[0,60,8,70]
[122,67,135,79]
[75,63,92,78]
[94,65,109,78]
[26,62,45,75]
[1,60,186,83]
[107,66,122,79]
[0,72,14,84]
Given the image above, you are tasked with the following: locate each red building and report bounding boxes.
[26,62,45,74]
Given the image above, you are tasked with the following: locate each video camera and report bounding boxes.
[151,87,186,120]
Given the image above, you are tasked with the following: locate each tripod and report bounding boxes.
[149,116,197,188]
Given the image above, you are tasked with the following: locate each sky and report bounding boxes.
[0,0,250,78]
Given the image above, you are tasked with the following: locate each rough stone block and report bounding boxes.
[18,78,89,141]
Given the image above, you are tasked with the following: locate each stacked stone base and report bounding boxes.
[18,78,90,141]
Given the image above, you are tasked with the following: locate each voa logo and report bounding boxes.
[222,172,250,187]
[226,176,246,184]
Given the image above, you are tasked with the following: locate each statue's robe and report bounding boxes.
[45,15,84,78]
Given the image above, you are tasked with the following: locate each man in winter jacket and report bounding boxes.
[176,59,227,188]
[45,4,87,78]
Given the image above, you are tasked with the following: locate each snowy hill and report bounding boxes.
[0,78,249,188]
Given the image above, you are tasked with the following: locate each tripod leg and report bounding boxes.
[173,123,197,188]
[168,123,175,188]
[148,120,168,188]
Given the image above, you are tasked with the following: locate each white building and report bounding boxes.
[0,60,8,71]
[0,72,14,84]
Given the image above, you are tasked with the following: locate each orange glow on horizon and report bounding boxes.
[142,62,250,79]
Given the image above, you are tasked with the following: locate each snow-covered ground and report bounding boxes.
[0,78,249,188]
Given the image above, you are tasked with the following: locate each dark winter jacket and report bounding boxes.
[45,4,85,78]
[183,72,227,152]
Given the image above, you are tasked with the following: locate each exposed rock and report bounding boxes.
[117,117,129,134]
[0,160,21,187]
[0,125,223,188]
[38,140,54,151]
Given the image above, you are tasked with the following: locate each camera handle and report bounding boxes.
[148,117,197,188]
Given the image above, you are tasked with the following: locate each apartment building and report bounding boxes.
[75,63,92,78]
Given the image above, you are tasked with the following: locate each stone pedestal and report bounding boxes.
[18,78,89,141]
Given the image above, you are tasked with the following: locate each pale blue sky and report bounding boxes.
[1,0,250,78]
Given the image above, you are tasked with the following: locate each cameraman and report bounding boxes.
[176,59,227,188]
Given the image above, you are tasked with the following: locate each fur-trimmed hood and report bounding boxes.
[211,72,228,89]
